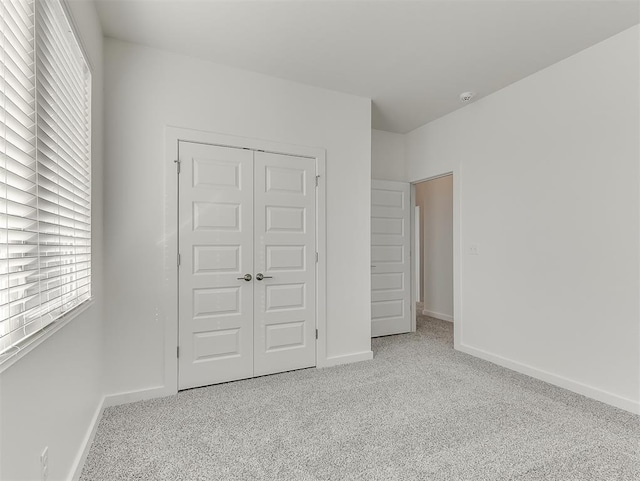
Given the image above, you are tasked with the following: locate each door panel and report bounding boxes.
[371,180,411,337]
[253,152,316,376]
[178,142,254,389]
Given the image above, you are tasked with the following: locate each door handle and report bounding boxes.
[237,274,252,282]
[255,273,272,281]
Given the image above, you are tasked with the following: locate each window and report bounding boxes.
[0,0,91,358]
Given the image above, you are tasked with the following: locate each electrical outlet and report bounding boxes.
[40,447,48,481]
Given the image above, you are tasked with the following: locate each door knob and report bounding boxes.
[256,273,272,281]
[237,274,252,281]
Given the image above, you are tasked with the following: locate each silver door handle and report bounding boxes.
[237,274,252,281]
[371,265,377,268]
[256,273,272,281]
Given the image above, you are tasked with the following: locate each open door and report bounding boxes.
[371,180,411,337]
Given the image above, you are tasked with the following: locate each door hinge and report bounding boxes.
[177,346,180,358]
[315,329,318,340]
[315,252,318,263]
[177,253,181,266]
[174,159,181,174]
[315,175,320,187]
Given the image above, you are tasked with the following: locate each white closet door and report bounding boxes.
[178,142,254,390]
[371,180,411,337]
[253,152,316,376]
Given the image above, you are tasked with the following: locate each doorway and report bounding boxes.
[413,175,454,323]
[177,140,319,390]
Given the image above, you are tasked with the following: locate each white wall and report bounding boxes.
[406,26,640,412]
[103,39,372,399]
[415,176,453,321]
[371,129,406,181]
[0,1,105,480]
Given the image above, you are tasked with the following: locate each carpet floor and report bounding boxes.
[80,316,639,480]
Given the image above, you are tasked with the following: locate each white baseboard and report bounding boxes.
[68,386,176,480]
[70,394,105,481]
[422,309,453,322]
[458,343,640,415]
[103,385,176,408]
[321,350,374,368]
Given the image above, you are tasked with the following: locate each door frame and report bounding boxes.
[410,171,460,348]
[163,126,327,393]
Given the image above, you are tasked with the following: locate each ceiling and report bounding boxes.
[94,0,639,133]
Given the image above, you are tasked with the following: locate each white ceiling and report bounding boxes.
[94,0,639,133]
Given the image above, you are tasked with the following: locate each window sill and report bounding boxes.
[0,299,95,375]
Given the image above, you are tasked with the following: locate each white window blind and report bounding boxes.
[0,0,91,357]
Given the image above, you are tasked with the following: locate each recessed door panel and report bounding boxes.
[265,321,305,352]
[372,188,404,208]
[371,245,404,263]
[371,299,404,320]
[193,158,240,190]
[193,245,241,274]
[372,272,404,292]
[179,142,254,389]
[371,217,404,236]
[266,283,305,311]
[193,202,240,231]
[193,287,240,318]
[254,151,316,376]
[266,206,306,233]
[266,166,305,194]
[193,329,240,361]
[266,245,306,271]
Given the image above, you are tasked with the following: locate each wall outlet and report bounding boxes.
[469,244,480,255]
[40,447,48,481]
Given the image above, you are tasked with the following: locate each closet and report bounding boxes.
[178,141,317,389]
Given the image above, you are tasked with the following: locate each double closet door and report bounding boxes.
[178,141,317,390]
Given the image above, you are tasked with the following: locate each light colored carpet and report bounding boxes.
[80,316,640,480]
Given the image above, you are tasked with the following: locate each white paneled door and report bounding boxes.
[253,152,316,376]
[371,180,411,337]
[178,142,316,390]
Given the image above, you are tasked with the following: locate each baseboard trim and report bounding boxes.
[321,350,374,368]
[70,394,105,481]
[103,385,176,408]
[458,343,640,415]
[422,309,453,322]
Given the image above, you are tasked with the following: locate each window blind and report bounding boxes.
[0,0,91,356]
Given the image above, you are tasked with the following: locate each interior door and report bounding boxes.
[178,142,254,390]
[253,152,316,376]
[178,142,317,389]
[371,180,411,337]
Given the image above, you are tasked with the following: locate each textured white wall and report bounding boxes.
[0,1,105,480]
[371,129,406,181]
[415,176,453,320]
[103,39,372,398]
[406,26,640,412]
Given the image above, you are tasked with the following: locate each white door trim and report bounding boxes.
[410,186,417,332]
[164,126,327,395]
[413,205,420,329]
